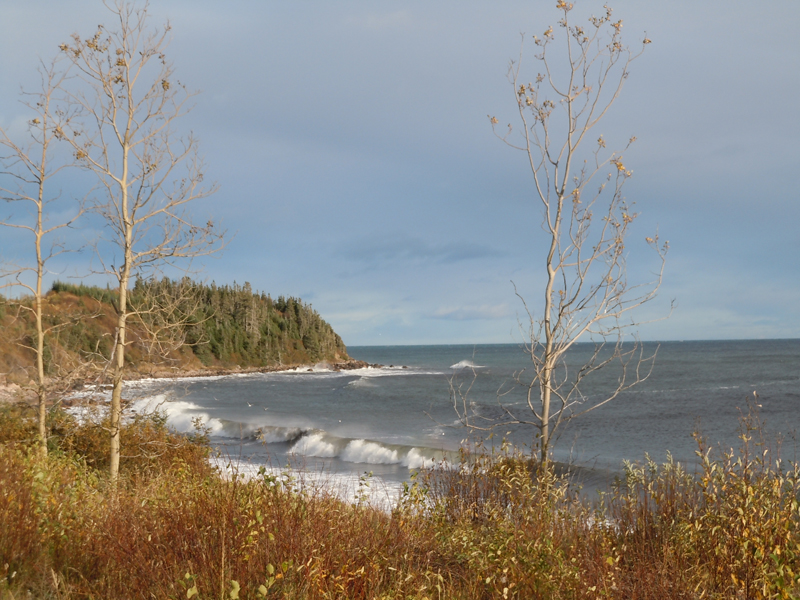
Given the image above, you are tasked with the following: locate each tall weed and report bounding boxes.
[2,404,799,598]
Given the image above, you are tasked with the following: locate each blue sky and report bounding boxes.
[1,1,798,345]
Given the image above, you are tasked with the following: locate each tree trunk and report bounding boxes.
[35,291,46,458]
[109,273,128,482]
[35,171,47,458]
[109,135,132,483]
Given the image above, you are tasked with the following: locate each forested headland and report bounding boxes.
[0,277,349,386]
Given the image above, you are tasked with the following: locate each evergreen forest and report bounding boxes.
[0,278,348,382]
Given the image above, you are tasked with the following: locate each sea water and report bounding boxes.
[126,340,800,501]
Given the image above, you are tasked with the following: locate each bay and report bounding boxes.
[128,339,800,497]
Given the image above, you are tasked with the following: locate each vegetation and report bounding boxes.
[469,0,668,465]
[0,59,85,457]
[56,0,228,481]
[1,404,799,599]
[0,278,348,383]
[141,278,349,367]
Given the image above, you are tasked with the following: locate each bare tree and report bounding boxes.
[0,61,84,457]
[128,276,210,366]
[456,2,668,466]
[58,0,224,482]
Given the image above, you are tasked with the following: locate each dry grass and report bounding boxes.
[1,406,799,599]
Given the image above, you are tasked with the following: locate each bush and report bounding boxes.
[2,405,799,598]
[50,281,118,306]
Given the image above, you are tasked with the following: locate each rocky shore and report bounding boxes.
[0,359,384,406]
[123,359,381,380]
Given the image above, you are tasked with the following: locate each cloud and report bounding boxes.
[430,303,511,321]
[340,235,504,265]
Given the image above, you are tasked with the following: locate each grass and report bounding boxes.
[1,404,799,599]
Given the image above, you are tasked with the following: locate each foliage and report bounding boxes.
[2,404,798,599]
[50,281,118,307]
[130,277,348,367]
[0,278,348,381]
[476,0,669,465]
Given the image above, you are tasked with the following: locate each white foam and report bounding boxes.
[346,377,375,388]
[125,374,231,387]
[289,432,337,457]
[403,448,438,469]
[210,458,405,512]
[354,367,441,378]
[258,426,305,444]
[129,395,225,435]
[65,404,105,424]
[286,433,451,471]
[340,439,400,464]
[124,365,444,388]
[450,359,484,370]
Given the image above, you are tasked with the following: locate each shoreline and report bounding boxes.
[0,359,383,406]
[122,358,381,382]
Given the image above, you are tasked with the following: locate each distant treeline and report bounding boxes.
[134,278,348,366]
[0,279,348,379]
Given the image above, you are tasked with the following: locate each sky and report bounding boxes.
[0,1,798,346]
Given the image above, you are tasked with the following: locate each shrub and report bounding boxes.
[2,405,799,598]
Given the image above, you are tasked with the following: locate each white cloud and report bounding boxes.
[431,303,511,321]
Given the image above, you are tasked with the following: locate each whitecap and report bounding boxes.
[450,359,484,370]
[403,448,440,469]
[130,395,225,435]
[210,458,405,512]
[340,440,400,464]
[289,432,338,457]
[346,377,375,388]
[258,426,306,444]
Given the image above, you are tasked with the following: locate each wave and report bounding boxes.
[257,426,306,444]
[122,394,313,443]
[67,387,453,472]
[346,377,376,388]
[287,431,449,469]
[341,439,400,464]
[450,359,484,370]
[129,395,227,436]
[128,393,454,469]
[210,458,406,511]
[289,432,339,457]
[276,365,442,380]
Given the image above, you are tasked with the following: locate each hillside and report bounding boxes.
[0,278,349,385]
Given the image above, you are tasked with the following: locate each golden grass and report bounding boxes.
[1,406,799,599]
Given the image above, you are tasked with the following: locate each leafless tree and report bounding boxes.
[0,61,85,456]
[455,2,669,466]
[128,276,210,366]
[58,0,224,481]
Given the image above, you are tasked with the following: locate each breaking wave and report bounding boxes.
[129,395,227,436]
[289,432,338,458]
[287,431,449,470]
[210,458,406,511]
[450,359,484,370]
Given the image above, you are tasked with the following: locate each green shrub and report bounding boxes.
[2,405,798,599]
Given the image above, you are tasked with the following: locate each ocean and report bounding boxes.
[126,339,800,500]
